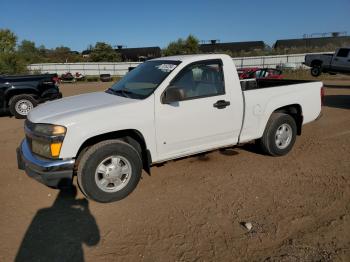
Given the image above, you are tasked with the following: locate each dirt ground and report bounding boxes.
[0,80,349,262]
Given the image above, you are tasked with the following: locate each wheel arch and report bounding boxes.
[75,129,152,174]
[5,88,39,106]
[272,104,303,135]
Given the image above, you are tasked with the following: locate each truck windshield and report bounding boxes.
[107,60,181,99]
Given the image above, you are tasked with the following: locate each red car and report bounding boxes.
[238,68,284,80]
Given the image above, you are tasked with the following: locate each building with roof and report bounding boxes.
[199,40,265,53]
[115,46,161,61]
[274,36,350,49]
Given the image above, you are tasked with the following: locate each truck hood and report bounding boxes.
[28,92,137,123]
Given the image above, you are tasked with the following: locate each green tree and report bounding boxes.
[0,52,27,74]
[17,40,43,64]
[0,28,26,74]
[51,46,73,63]
[163,35,199,56]
[0,28,17,53]
[18,40,37,54]
[44,46,83,63]
[90,42,121,62]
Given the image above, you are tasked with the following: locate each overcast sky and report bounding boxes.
[1,0,349,51]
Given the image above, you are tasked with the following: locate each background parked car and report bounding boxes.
[100,74,112,82]
[304,47,350,77]
[0,74,62,118]
[238,68,284,79]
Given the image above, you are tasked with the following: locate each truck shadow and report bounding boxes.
[219,148,239,156]
[193,149,239,161]
[324,95,350,110]
[238,143,266,155]
[15,185,100,262]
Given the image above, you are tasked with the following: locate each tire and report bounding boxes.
[311,66,321,77]
[259,113,297,156]
[9,94,38,119]
[77,139,142,203]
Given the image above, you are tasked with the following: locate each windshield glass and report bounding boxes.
[107,60,181,99]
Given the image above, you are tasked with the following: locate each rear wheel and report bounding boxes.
[311,66,322,77]
[77,140,142,203]
[259,113,297,156]
[9,94,38,119]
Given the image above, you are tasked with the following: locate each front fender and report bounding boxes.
[54,98,156,160]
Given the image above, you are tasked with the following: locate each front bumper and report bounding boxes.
[17,140,75,188]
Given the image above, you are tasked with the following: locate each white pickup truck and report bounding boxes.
[17,54,323,203]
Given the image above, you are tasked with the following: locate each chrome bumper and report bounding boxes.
[17,140,75,188]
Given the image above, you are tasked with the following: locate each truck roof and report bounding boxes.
[151,54,230,62]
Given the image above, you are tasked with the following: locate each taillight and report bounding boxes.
[320,86,325,106]
[52,76,59,84]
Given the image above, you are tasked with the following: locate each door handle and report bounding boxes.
[213,100,230,109]
[334,58,338,61]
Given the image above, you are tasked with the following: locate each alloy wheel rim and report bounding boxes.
[15,100,33,115]
[275,123,292,149]
[95,155,132,192]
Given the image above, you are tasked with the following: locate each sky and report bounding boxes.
[1,0,349,51]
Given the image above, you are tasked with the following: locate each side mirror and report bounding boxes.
[162,86,185,104]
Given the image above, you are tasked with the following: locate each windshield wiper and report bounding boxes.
[107,88,135,98]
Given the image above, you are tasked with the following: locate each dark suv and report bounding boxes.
[0,74,62,118]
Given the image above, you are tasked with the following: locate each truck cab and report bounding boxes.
[331,48,350,72]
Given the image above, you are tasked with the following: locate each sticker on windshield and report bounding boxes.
[156,64,177,72]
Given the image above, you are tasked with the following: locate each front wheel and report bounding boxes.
[258,113,297,156]
[77,140,142,203]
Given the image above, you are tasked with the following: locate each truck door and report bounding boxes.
[154,59,243,160]
[332,48,350,72]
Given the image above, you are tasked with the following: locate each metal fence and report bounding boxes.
[27,62,142,76]
[28,51,332,76]
[231,52,332,69]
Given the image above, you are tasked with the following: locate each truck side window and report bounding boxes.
[171,60,225,100]
[336,48,350,58]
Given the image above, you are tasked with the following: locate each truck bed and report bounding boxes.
[0,74,57,83]
[238,78,322,144]
[240,79,315,91]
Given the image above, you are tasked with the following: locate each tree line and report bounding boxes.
[0,29,125,74]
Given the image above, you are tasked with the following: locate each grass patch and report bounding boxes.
[283,69,350,81]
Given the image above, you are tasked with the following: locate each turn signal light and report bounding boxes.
[50,143,62,157]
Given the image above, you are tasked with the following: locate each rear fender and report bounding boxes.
[41,87,60,100]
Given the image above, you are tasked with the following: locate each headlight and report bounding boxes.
[31,140,63,159]
[25,121,66,159]
[32,124,66,136]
